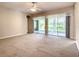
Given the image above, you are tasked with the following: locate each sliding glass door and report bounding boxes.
[34,16,45,34]
[33,14,67,37]
[48,15,57,35]
[57,15,66,36]
[48,14,66,37]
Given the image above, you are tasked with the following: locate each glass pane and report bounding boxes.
[57,15,66,36]
[33,16,45,34]
[48,15,57,35]
[34,20,38,31]
[47,14,66,37]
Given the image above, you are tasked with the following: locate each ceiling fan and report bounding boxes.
[30,2,41,12]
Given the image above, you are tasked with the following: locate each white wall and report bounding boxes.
[0,7,27,39]
[74,3,79,40]
[74,2,79,50]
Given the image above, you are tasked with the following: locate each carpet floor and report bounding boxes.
[0,33,78,57]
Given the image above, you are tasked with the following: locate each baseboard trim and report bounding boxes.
[0,33,27,39]
[76,40,79,50]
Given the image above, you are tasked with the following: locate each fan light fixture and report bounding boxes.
[30,8,37,12]
[30,2,38,12]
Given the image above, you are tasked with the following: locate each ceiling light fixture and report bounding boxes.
[30,2,37,12]
[30,8,37,12]
[30,2,41,12]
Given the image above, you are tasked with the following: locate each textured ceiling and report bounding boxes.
[0,2,74,14]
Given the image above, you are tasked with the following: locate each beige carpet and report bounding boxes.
[0,33,78,57]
